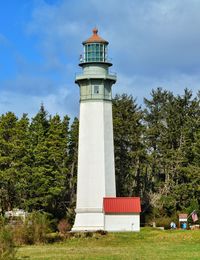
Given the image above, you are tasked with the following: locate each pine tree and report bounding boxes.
[44,114,70,219]
[144,88,200,216]
[27,105,51,211]
[66,117,79,223]
[14,113,31,209]
[144,88,171,184]
[0,112,18,213]
[113,94,145,197]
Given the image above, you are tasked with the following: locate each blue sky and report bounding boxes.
[0,0,200,118]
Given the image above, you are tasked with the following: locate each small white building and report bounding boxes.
[103,197,141,231]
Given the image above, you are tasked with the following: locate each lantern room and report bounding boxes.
[75,28,116,102]
[81,28,109,64]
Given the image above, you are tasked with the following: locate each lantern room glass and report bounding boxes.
[84,43,107,62]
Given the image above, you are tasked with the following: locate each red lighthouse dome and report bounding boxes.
[81,28,109,64]
[83,28,108,45]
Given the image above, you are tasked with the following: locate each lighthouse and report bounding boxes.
[72,29,141,232]
[72,28,117,231]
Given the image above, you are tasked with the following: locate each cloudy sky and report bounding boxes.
[0,0,200,118]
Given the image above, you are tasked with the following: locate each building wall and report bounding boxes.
[103,102,116,196]
[72,212,104,231]
[72,100,116,231]
[105,214,140,231]
[76,100,116,211]
[82,63,108,76]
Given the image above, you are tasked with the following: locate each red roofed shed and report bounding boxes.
[103,197,141,231]
[103,197,141,213]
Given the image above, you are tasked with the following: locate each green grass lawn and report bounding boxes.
[17,228,200,260]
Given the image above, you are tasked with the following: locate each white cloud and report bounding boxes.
[114,72,200,105]
[1,0,200,117]
[0,85,79,119]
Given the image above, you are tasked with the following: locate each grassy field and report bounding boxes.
[17,228,200,260]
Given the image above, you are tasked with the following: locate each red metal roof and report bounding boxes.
[83,28,108,45]
[103,197,141,213]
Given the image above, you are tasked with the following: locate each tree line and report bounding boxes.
[0,88,199,223]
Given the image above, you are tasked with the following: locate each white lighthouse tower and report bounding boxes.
[72,28,117,231]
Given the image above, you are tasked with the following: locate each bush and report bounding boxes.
[57,219,71,235]
[12,224,25,246]
[155,216,176,230]
[84,231,93,238]
[70,230,108,240]
[0,217,17,260]
[13,211,52,245]
[24,211,52,244]
[95,230,108,236]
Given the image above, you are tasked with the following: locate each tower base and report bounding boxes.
[72,211,104,231]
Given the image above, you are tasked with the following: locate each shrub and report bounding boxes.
[12,223,27,246]
[73,232,85,239]
[21,211,51,244]
[84,231,93,238]
[95,230,108,236]
[57,219,71,235]
[155,216,176,230]
[70,230,108,240]
[0,217,17,260]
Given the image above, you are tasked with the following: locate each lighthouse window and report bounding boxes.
[94,85,99,94]
[85,43,105,62]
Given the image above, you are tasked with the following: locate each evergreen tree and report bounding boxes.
[113,94,145,197]
[44,114,70,218]
[0,89,199,222]
[66,117,79,222]
[27,105,51,211]
[14,113,31,209]
[144,88,171,185]
[0,112,18,212]
[144,88,200,216]
[26,107,72,219]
